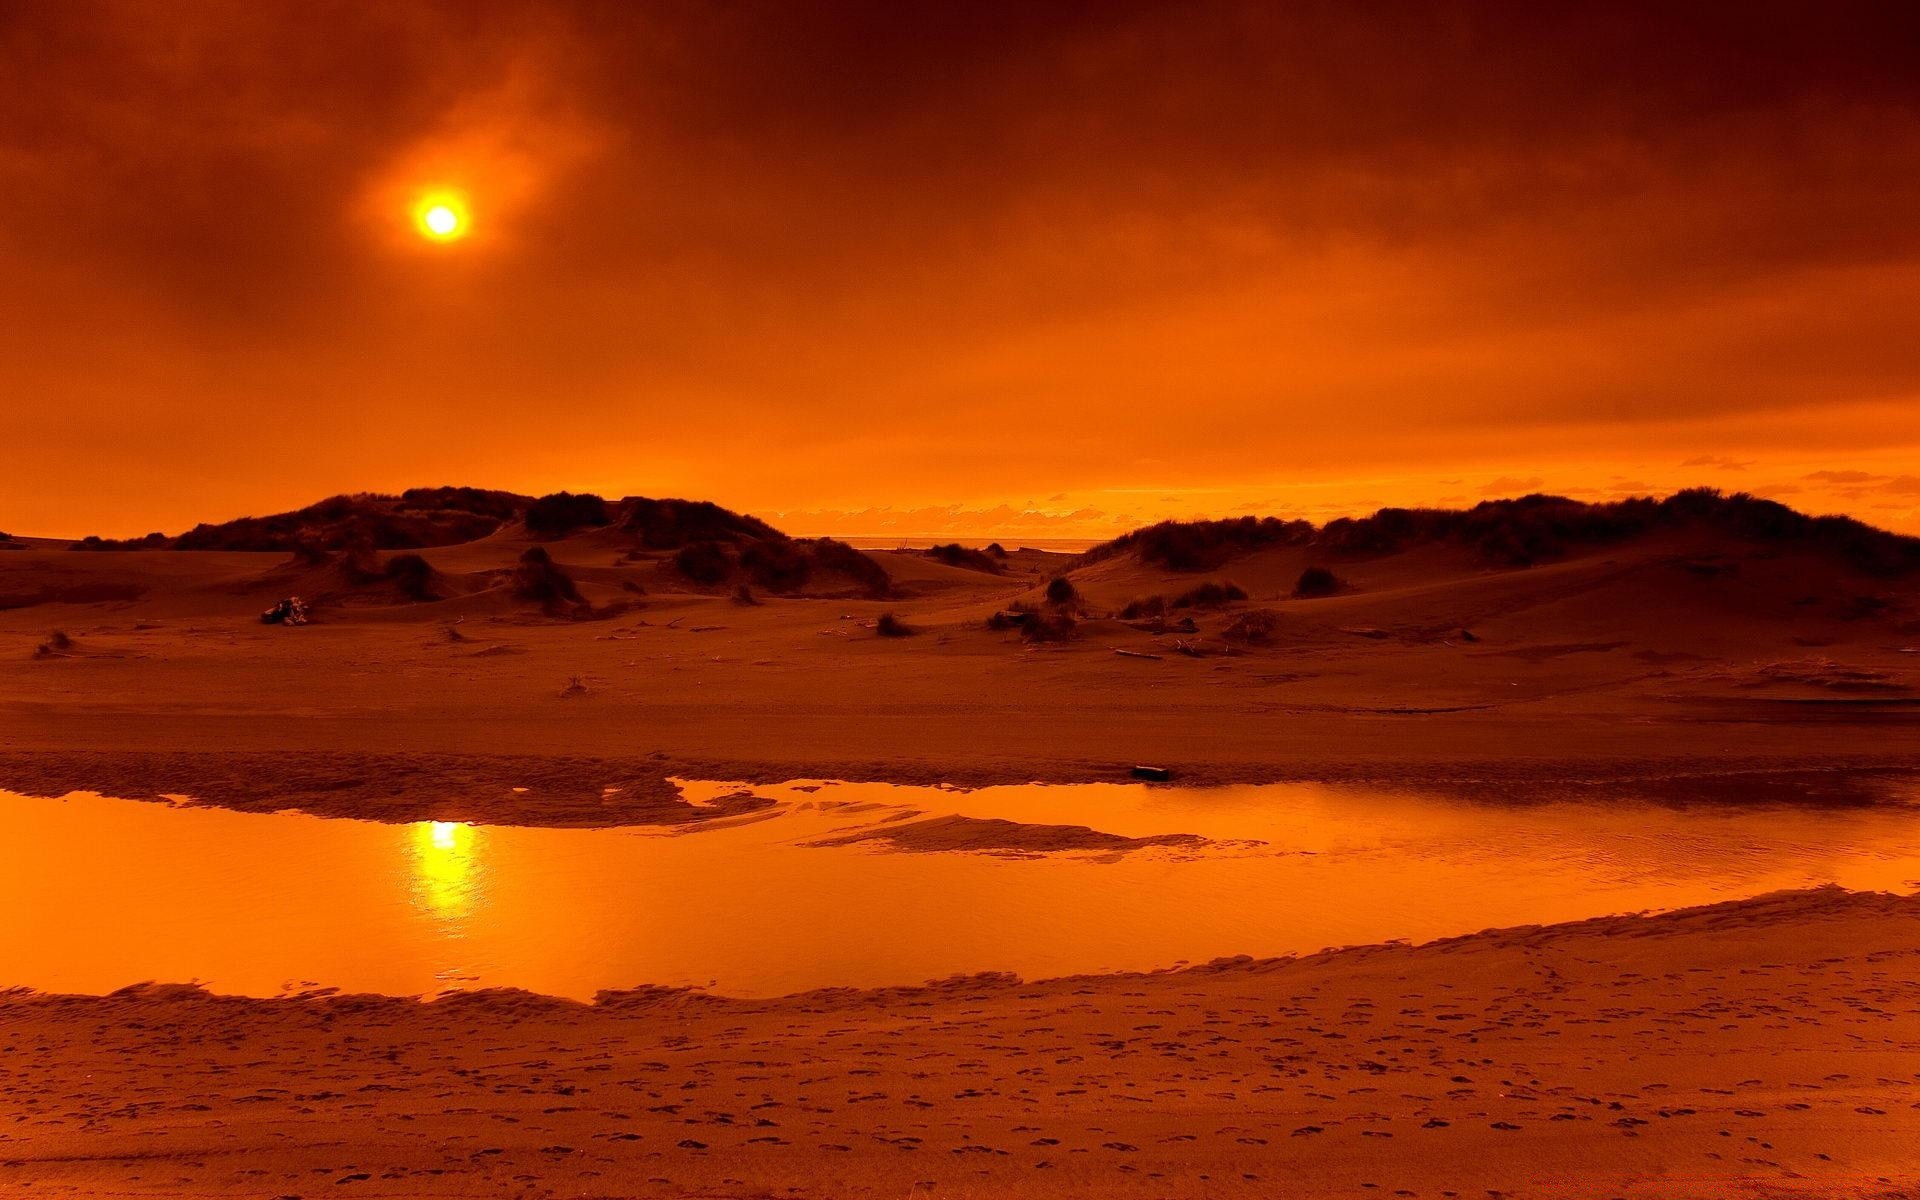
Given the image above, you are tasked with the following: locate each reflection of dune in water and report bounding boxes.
[806,812,1212,856]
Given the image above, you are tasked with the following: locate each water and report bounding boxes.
[1,777,1915,1000]
[826,535,1100,553]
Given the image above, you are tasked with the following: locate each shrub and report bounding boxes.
[524,491,611,538]
[384,553,439,602]
[287,536,333,567]
[397,486,528,522]
[926,543,1001,573]
[986,542,1007,557]
[339,539,384,584]
[674,540,733,586]
[875,612,916,637]
[1294,566,1341,597]
[70,532,167,551]
[34,630,74,658]
[1223,609,1279,644]
[624,497,785,549]
[1170,580,1247,609]
[1045,576,1078,606]
[511,546,585,611]
[1021,609,1077,642]
[1081,516,1313,572]
[1119,595,1167,620]
[741,539,812,592]
[804,538,892,598]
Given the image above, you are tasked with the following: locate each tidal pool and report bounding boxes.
[1,776,1915,1000]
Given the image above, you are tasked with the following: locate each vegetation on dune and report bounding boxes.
[510,546,585,613]
[1045,576,1079,605]
[286,537,335,568]
[73,532,168,550]
[72,489,530,553]
[65,489,792,556]
[673,540,734,586]
[986,608,1027,632]
[1020,608,1077,642]
[1081,515,1313,572]
[174,492,513,551]
[1119,580,1245,619]
[1293,566,1341,597]
[1081,491,1920,576]
[875,612,916,637]
[624,497,784,549]
[925,543,1002,573]
[524,491,612,539]
[1223,609,1279,644]
[33,630,74,658]
[1317,491,1920,573]
[383,553,439,602]
[1171,580,1247,609]
[394,486,528,522]
[987,599,1074,640]
[802,537,892,598]
[672,534,889,597]
[740,539,812,592]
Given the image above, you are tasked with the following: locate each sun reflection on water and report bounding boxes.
[410,820,487,921]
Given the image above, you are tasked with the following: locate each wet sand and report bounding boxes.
[4,888,1918,1199]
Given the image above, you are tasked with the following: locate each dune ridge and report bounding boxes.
[1082,488,1920,574]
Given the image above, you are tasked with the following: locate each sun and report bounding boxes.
[413,191,469,242]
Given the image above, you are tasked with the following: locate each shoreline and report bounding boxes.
[0,884,1910,1008]
[6,886,1917,1198]
[3,747,1918,828]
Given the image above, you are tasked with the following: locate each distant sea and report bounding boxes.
[816,535,1101,554]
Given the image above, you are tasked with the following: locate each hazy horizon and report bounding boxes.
[4,1,1918,538]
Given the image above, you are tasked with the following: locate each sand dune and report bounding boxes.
[3,490,1915,831]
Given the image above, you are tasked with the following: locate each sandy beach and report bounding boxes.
[3,504,1919,1197]
[3,887,1916,1198]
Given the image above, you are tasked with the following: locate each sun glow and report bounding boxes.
[412,192,469,242]
[410,820,485,919]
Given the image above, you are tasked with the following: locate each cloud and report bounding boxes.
[1479,476,1545,495]
[1802,470,1886,484]
[1680,455,1752,470]
[4,2,1920,535]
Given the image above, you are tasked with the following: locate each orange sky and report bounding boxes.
[3,0,1918,539]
